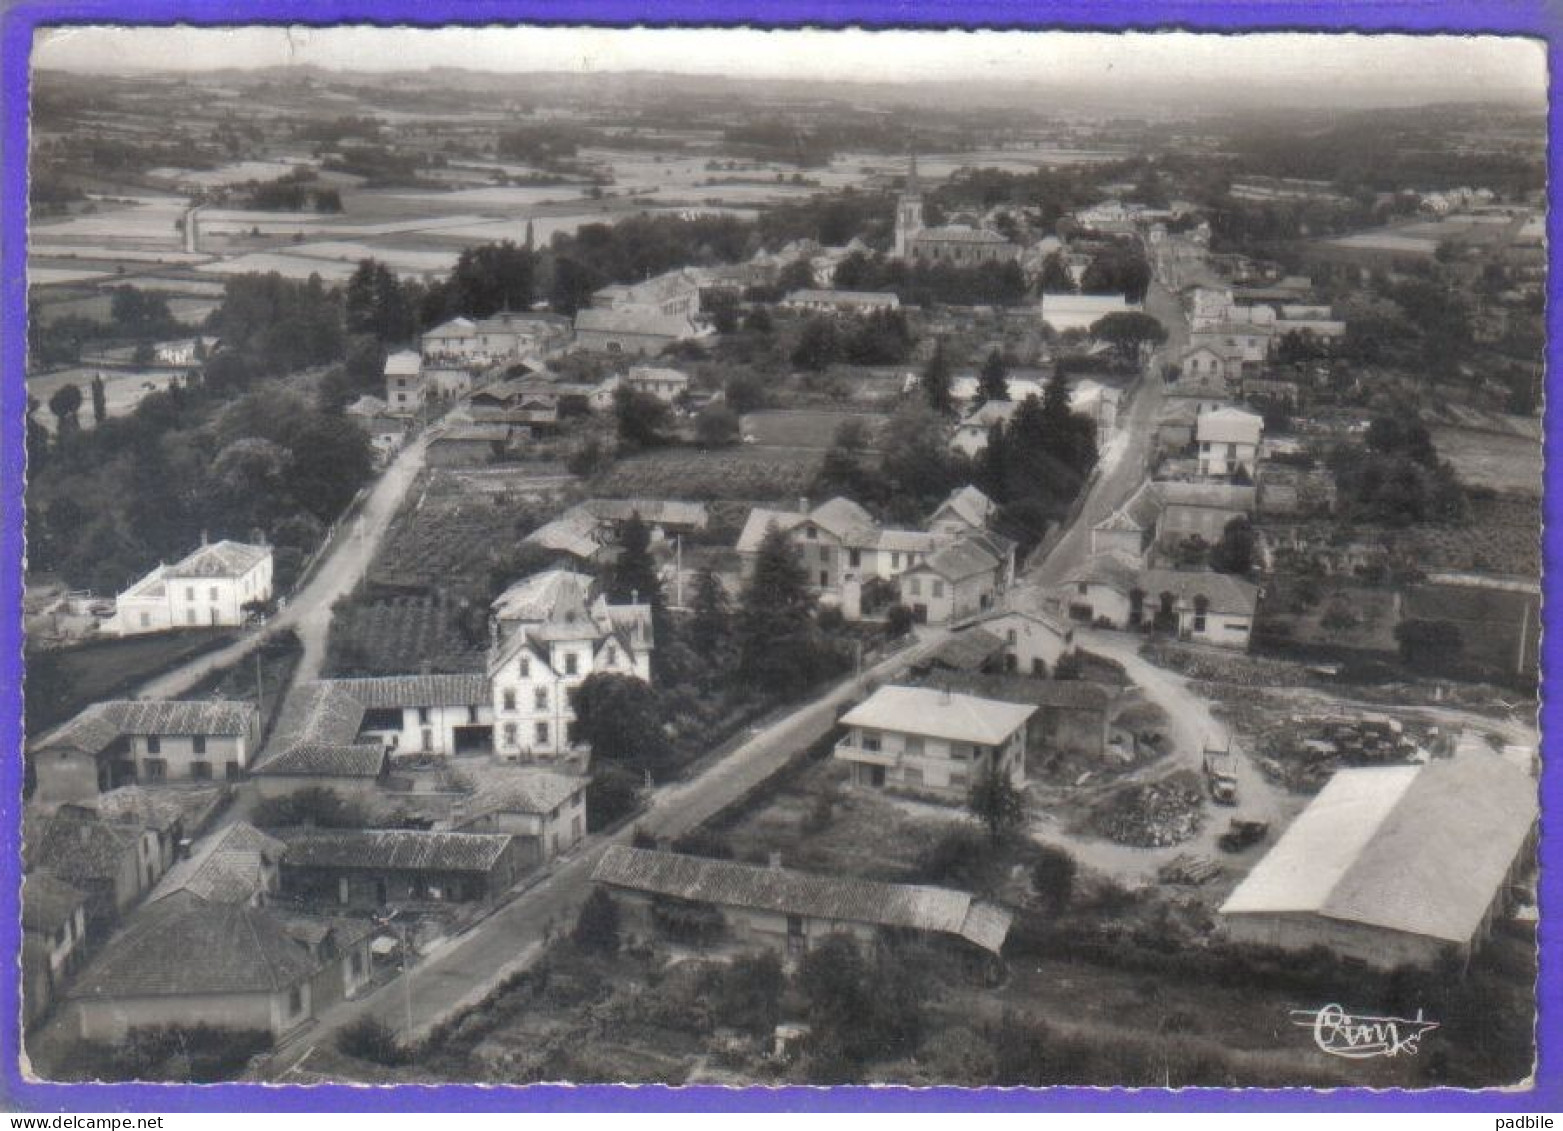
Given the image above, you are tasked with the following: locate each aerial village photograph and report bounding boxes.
[12,24,1548,1092]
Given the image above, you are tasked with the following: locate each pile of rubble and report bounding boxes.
[1088,770,1206,848]
[1140,643,1317,688]
[1158,853,1222,885]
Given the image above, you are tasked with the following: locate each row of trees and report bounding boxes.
[28,269,375,594]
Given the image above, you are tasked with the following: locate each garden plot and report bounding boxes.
[1430,427,1543,495]
[740,409,888,450]
[591,447,823,502]
[29,370,183,432]
[715,758,961,884]
[325,596,487,677]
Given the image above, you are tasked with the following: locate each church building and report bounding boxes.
[893,155,1019,267]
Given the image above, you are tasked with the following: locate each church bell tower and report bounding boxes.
[894,151,924,260]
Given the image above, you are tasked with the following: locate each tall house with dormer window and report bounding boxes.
[486,570,654,761]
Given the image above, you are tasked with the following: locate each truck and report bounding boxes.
[1218,818,1270,853]
[1202,745,1239,805]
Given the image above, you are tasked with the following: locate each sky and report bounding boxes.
[31,27,1547,105]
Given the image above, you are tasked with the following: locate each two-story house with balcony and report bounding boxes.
[1196,407,1264,480]
[835,684,1036,801]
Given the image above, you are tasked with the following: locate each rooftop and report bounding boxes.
[153,822,285,905]
[574,307,699,340]
[331,674,490,710]
[22,871,87,935]
[277,829,516,874]
[163,540,270,580]
[921,628,1007,672]
[1220,754,1537,944]
[251,742,387,779]
[934,484,996,530]
[27,813,147,886]
[1139,568,1260,615]
[383,350,422,377]
[913,538,1002,582]
[840,684,1036,746]
[784,289,901,306]
[593,846,1012,954]
[69,891,318,1000]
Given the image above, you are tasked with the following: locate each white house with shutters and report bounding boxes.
[102,541,272,636]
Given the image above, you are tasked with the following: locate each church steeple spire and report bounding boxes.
[894,144,925,261]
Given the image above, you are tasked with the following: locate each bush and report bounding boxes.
[573,888,621,954]
[798,935,924,1069]
[886,603,915,637]
[670,827,734,859]
[69,1025,272,1083]
[251,786,370,830]
[712,950,785,1035]
[817,605,846,632]
[586,765,644,831]
[1031,845,1077,914]
[916,824,995,889]
[336,1016,408,1066]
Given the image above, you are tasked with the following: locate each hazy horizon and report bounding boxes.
[32,27,1547,109]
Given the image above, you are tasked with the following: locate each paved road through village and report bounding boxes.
[260,627,952,1078]
[134,426,437,700]
[265,273,1196,1079]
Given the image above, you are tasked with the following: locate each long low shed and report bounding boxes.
[591,845,1012,956]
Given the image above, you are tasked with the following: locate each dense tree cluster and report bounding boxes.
[789,309,915,371]
[1329,415,1468,527]
[28,377,373,594]
[831,250,1029,308]
[972,372,1100,556]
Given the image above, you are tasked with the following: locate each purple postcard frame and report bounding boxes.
[1,0,1559,1112]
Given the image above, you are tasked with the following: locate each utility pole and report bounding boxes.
[674,535,683,609]
[399,918,414,1042]
[255,649,265,720]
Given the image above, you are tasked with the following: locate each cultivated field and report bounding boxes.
[739,409,888,450]
[1431,426,1543,495]
[325,596,487,677]
[1403,582,1539,680]
[591,446,823,501]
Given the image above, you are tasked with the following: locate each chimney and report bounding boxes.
[798,496,810,515]
[200,529,209,546]
[768,851,783,870]
[940,683,952,705]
